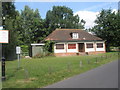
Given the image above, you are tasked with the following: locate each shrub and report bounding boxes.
[33,52,55,58]
[43,40,55,53]
[20,45,29,52]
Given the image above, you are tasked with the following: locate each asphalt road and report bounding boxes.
[45,60,118,88]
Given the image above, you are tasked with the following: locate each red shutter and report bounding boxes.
[68,44,76,49]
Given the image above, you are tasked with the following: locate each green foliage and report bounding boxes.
[2,3,86,59]
[90,9,120,51]
[2,2,20,60]
[43,40,55,53]
[3,52,118,88]
[20,45,29,52]
[19,6,46,44]
[45,6,85,34]
[33,52,54,58]
[2,2,16,19]
[0,2,2,26]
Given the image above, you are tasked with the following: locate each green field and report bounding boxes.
[2,52,118,88]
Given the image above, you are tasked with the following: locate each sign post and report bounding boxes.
[16,46,21,69]
[2,57,5,81]
[0,29,9,81]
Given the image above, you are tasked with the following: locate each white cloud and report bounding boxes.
[112,9,117,13]
[74,11,99,29]
[74,9,117,29]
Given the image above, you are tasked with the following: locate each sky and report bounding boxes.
[14,2,118,29]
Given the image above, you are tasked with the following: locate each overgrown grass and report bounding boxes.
[2,52,119,88]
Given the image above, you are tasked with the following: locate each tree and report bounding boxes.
[45,6,85,34]
[0,1,2,25]
[2,2,20,60]
[90,9,120,51]
[20,5,46,45]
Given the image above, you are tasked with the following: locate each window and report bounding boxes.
[86,43,93,48]
[72,33,79,39]
[56,44,64,49]
[97,43,103,48]
[68,44,76,49]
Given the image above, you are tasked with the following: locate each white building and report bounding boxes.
[45,29,106,56]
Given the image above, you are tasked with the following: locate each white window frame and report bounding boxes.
[96,43,104,48]
[86,43,94,48]
[56,44,64,49]
[72,33,79,39]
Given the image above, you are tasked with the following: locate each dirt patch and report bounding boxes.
[17,77,37,83]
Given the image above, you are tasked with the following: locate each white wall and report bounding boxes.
[85,42,105,52]
[54,43,66,53]
[96,42,105,51]
[85,42,95,52]
[54,42,79,53]
[54,41,105,53]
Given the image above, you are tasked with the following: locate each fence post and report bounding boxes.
[2,57,6,81]
[95,57,98,63]
[101,56,103,60]
[106,55,107,59]
[80,61,82,67]
[17,54,20,69]
[67,62,71,72]
[48,66,53,74]
[24,69,29,80]
[118,52,120,60]
[87,60,90,64]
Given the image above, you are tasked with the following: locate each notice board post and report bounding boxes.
[0,30,9,81]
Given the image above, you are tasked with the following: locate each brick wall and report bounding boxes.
[54,51,106,57]
[54,53,77,57]
[88,51,106,55]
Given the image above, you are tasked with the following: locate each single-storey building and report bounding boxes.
[44,29,106,56]
[29,43,45,57]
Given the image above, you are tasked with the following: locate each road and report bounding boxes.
[45,60,118,88]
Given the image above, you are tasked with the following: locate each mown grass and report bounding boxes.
[2,52,119,88]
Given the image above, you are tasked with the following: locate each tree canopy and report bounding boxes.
[90,9,120,51]
[2,2,19,59]
[45,6,85,34]
[19,6,42,44]
[2,3,86,59]
[3,2,120,59]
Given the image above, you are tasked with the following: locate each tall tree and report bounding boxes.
[2,2,19,59]
[90,9,120,51]
[0,1,2,26]
[20,6,45,44]
[45,6,85,34]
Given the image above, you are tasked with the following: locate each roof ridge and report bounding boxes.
[56,28,82,30]
[44,28,103,41]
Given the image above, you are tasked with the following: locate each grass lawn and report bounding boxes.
[2,52,119,88]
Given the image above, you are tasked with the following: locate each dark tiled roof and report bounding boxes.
[45,29,103,42]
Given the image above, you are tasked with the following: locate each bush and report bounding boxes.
[43,40,54,53]
[20,45,29,52]
[33,52,54,58]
